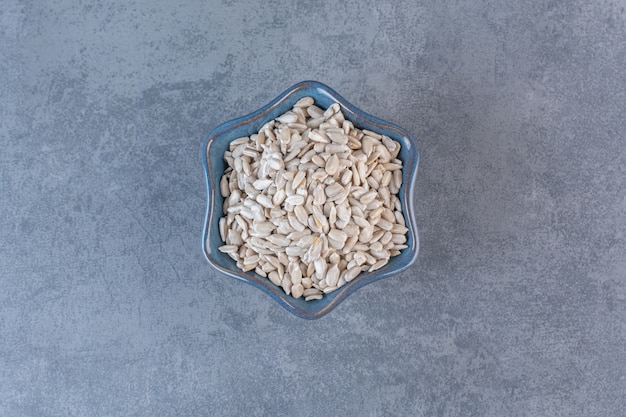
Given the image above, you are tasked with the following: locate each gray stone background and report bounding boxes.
[1,0,625,416]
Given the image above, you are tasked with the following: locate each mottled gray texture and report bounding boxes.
[1,0,625,416]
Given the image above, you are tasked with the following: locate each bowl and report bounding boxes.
[202,80,419,319]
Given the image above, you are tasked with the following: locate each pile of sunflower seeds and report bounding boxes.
[218,97,408,301]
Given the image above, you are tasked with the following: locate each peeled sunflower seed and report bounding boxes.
[216,97,409,301]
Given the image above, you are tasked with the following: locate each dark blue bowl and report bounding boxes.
[202,81,419,319]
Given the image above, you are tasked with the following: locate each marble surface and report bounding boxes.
[1,1,625,416]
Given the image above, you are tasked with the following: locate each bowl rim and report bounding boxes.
[202,80,419,319]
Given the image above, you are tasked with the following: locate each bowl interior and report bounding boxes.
[203,81,419,319]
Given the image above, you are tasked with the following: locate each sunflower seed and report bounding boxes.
[296,234,315,248]
[376,144,392,162]
[287,213,306,232]
[323,103,341,119]
[290,263,302,285]
[323,286,338,294]
[353,216,370,228]
[219,218,227,242]
[336,204,351,221]
[227,229,244,246]
[340,169,353,185]
[358,226,374,243]
[326,264,340,287]
[255,194,273,209]
[394,210,406,226]
[393,169,403,189]
[311,206,329,233]
[309,130,329,143]
[295,96,314,107]
[302,276,313,288]
[351,164,361,186]
[287,230,310,241]
[285,194,305,206]
[253,178,273,190]
[371,229,385,243]
[342,235,359,254]
[359,190,378,205]
[326,144,349,154]
[281,276,292,295]
[266,234,290,246]
[362,136,376,157]
[369,259,388,272]
[384,162,402,171]
[293,205,308,225]
[291,283,304,298]
[325,154,340,176]
[292,171,306,189]
[371,247,390,260]
[343,265,361,282]
[391,224,409,234]
[286,246,307,257]
[306,105,324,118]
[218,245,239,253]
[377,219,394,231]
[243,254,260,265]
[392,234,407,244]
[380,231,393,245]
[305,294,323,301]
[324,182,344,199]
[328,229,347,247]
[307,116,324,129]
[301,288,320,298]
[379,135,393,150]
[326,129,348,145]
[268,271,282,286]
[220,176,230,197]
[367,176,380,190]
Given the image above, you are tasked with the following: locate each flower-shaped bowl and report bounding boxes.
[202,80,419,319]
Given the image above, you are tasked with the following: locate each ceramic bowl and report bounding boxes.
[202,80,419,319]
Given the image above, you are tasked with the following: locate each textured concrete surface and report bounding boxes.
[1,0,625,416]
